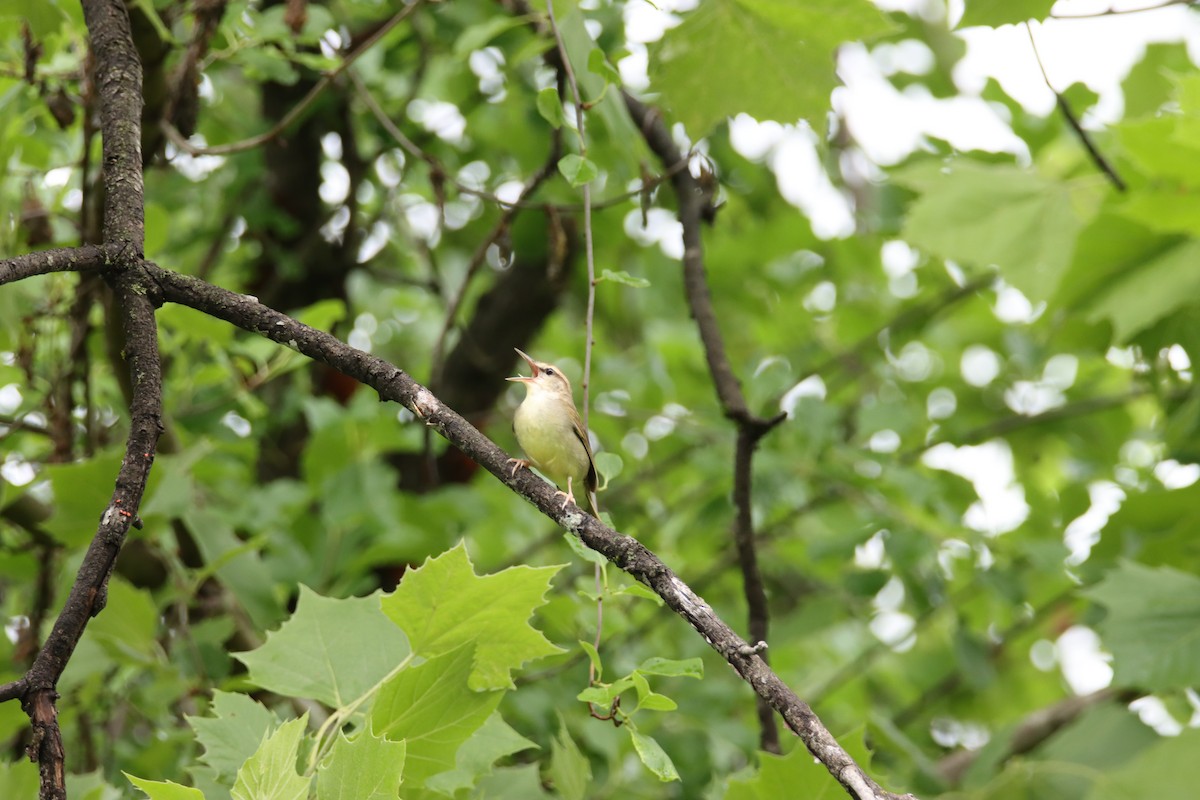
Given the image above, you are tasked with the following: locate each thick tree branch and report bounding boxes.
[2,4,164,798]
[144,262,911,800]
[85,0,144,250]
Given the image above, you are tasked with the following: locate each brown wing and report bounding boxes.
[572,417,598,494]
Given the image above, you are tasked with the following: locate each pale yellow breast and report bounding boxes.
[513,391,591,488]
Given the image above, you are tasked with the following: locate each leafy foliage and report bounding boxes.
[3,0,1200,798]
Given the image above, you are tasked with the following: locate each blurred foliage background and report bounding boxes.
[2,0,1200,797]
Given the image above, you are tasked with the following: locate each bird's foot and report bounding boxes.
[555,476,577,510]
[553,489,576,510]
[507,458,531,477]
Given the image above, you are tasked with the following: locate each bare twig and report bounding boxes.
[543,0,612,708]
[622,90,786,753]
[1050,0,1194,18]
[1025,24,1126,191]
[162,2,423,157]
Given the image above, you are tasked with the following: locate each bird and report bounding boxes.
[507,348,600,517]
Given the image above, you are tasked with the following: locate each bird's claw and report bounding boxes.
[507,457,531,478]
[553,489,575,510]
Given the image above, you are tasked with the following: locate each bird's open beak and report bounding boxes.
[506,347,539,382]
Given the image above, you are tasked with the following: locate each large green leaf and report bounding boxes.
[422,713,539,795]
[231,716,311,800]
[651,0,892,135]
[315,731,405,800]
[379,543,564,690]
[187,692,281,784]
[1085,728,1200,800]
[958,0,1055,28]
[369,645,502,787]
[727,727,876,798]
[236,587,411,708]
[1085,561,1200,690]
[897,161,1086,302]
[1082,240,1200,341]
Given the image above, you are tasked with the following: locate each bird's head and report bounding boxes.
[507,348,574,399]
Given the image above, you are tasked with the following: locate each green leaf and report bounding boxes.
[236,587,411,708]
[598,269,650,288]
[1120,189,1200,237]
[144,203,170,260]
[637,657,704,678]
[315,730,405,800]
[370,645,502,787]
[379,543,564,690]
[43,453,122,546]
[578,639,603,679]
[126,775,206,800]
[231,716,311,800]
[453,15,531,58]
[185,508,285,631]
[548,721,590,800]
[78,578,160,666]
[652,0,892,134]
[0,760,41,798]
[587,49,621,85]
[2,0,79,39]
[1116,116,1200,186]
[295,299,347,332]
[1122,43,1194,119]
[1083,240,1200,341]
[958,0,1055,28]
[557,154,598,187]
[1085,728,1200,800]
[593,451,624,485]
[1084,561,1200,690]
[188,692,281,783]
[536,87,565,129]
[563,531,608,565]
[896,161,1086,302]
[474,764,553,800]
[628,729,679,782]
[422,713,538,794]
[727,727,874,798]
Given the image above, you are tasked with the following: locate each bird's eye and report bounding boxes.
[544,368,556,376]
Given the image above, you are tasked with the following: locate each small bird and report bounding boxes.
[507,348,600,517]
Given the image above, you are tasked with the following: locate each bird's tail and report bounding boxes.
[587,490,601,520]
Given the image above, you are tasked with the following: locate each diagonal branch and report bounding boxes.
[145,261,912,800]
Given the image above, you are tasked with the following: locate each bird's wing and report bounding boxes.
[572,417,598,493]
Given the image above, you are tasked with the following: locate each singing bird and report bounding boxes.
[507,348,600,517]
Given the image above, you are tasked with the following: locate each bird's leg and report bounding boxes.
[553,476,577,510]
[507,458,532,477]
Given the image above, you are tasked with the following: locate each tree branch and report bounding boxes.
[143,261,911,799]
[0,245,106,285]
[1026,24,1126,192]
[622,89,786,753]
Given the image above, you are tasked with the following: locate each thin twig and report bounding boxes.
[163,2,423,157]
[1050,0,1193,18]
[544,0,609,705]
[1025,24,1126,191]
